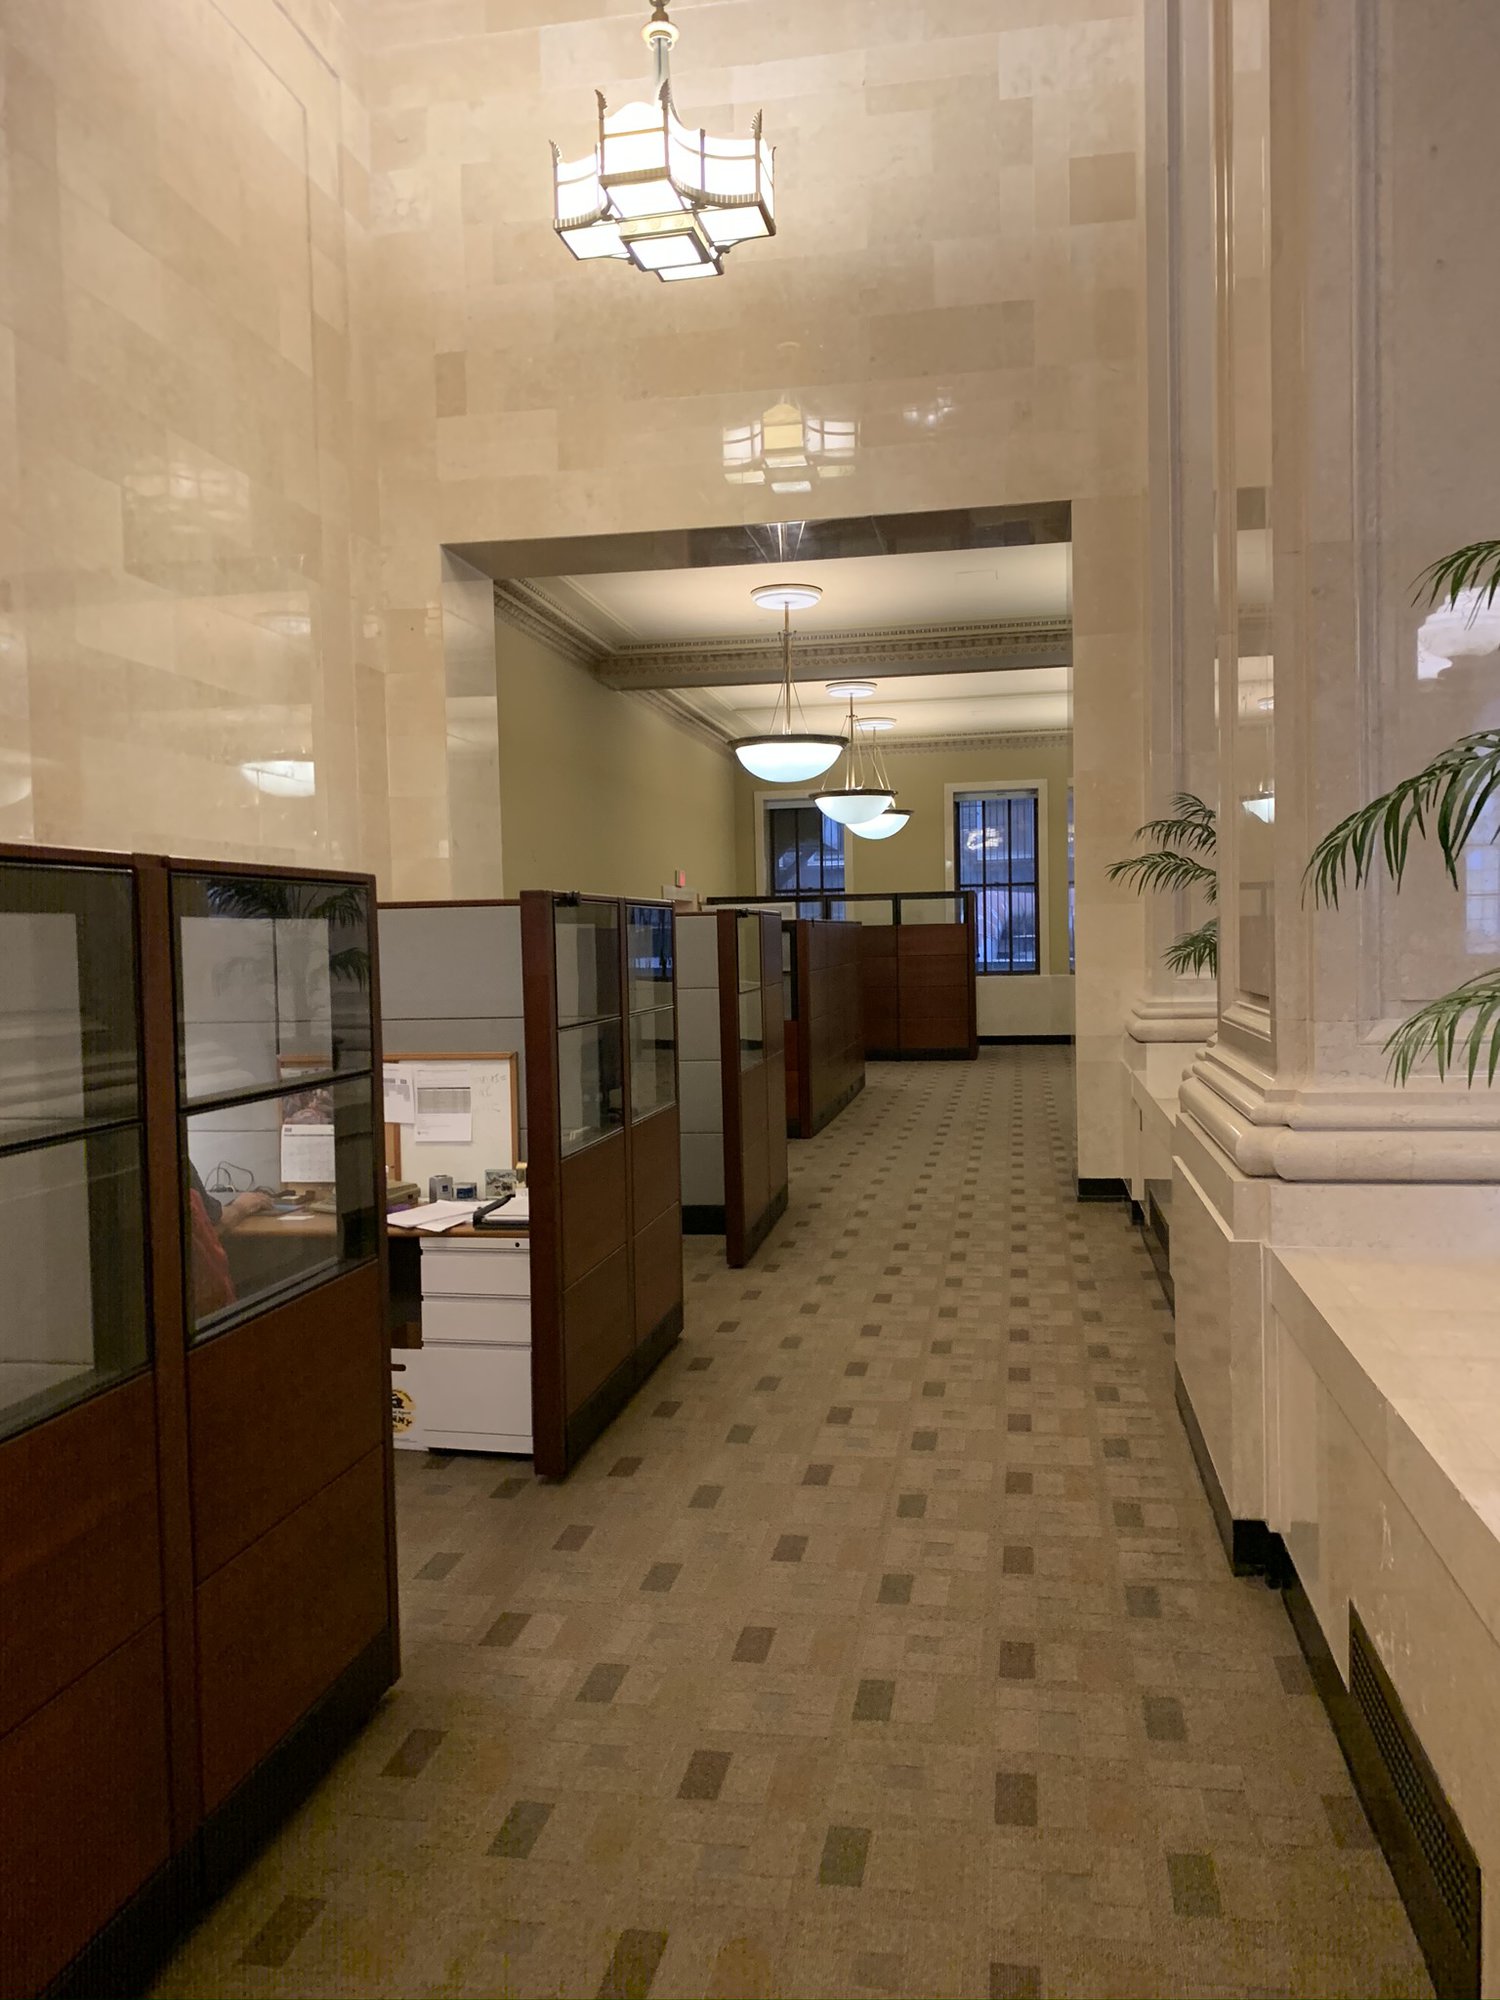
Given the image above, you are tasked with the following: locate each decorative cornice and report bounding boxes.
[598,620,1072,689]
[629,687,737,759]
[885,729,1073,755]
[495,577,1070,682]
[493,579,607,668]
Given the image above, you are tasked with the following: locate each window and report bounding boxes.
[955,792,1039,974]
[766,803,844,899]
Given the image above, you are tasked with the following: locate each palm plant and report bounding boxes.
[1108,793,1219,976]
[1304,541,1500,1083]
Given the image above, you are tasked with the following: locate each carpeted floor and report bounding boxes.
[155,1049,1429,2000]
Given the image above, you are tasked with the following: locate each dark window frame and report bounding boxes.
[765,802,845,899]
[954,791,1041,976]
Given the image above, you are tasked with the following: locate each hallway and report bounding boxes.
[155,1051,1428,2000]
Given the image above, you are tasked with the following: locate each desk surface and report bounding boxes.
[387,1219,529,1241]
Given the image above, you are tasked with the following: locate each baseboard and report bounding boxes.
[681,1203,725,1235]
[1282,1574,1481,2000]
[867,1047,974,1061]
[1173,1367,1286,1580]
[45,1853,195,2000]
[566,1302,683,1466]
[48,1629,398,2000]
[800,1074,865,1139]
[1076,1176,1128,1203]
[1139,1191,1173,1308]
[737,1184,788,1267]
[979,1033,1074,1045]
[199,1626,397,1900]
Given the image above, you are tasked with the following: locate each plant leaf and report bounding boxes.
[1107,849,1218,901]
[1414,540,1500,610]
[1163,917,1219,978]
[1385,968,1500,1086]
[1303,730,1500,906]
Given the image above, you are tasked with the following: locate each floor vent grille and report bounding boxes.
[1348,1606,1480,1997]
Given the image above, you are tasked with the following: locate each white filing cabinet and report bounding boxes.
[391,1233,533,1454]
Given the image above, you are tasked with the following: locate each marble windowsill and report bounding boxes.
[1270,1248,1500,1654]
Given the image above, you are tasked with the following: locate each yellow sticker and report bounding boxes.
[392,1386,415,1434]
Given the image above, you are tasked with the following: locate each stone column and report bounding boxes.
[1173,0,1500,1542]
[1125,0,1219,1209]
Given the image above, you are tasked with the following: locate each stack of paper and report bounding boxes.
[388,1200,480,1234]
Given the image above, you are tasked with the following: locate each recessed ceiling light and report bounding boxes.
[750,582,823,612]
[825,679,875,699]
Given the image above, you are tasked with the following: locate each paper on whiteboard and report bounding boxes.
[413,1065,473,1144]
[280,1122,336,1183]
[383,1064,415,1125]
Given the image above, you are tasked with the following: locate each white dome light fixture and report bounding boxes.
[551,2,775,283]
[731,585,844,783]
[847,716,912,841]
[814,691,895,827]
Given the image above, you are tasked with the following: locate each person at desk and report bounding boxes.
[186,1163,273,1321]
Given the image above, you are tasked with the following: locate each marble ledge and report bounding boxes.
[1270,1248,1500,1654]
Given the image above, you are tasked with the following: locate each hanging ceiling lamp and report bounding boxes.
[814,688,895,827]
[551,2,775,283]
[847,717,912,840]
[731,585,844,783]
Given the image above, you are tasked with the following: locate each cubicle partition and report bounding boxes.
[712,891,977,1061]
[677,908,788,1266]
[377,894,683,1479]
[783,917,865,1139]
[0,843,396,2000]
[521,894,683,1477]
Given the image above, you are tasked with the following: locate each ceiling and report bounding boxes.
[547,543,1074,648]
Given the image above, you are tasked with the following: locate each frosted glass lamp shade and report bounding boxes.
[815,788,895,827]
[733,736,844,783]
[850,807,911,840]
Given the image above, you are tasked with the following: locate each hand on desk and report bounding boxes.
[216,1190,275,1232]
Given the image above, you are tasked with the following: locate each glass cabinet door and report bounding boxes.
[172,871,377,1341]
[0,859,148,1442]
[555,900,626,1153]
[626,902,676,1121]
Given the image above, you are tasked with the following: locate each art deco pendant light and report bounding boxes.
[551,2,776,282]
[731,586,844,783]
[847,716,912,839]
[814,690,896,827]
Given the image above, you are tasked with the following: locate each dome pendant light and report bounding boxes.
[848,716,912,840]
[551,2,776,283]
[815,692,895,827]
[732,586,844,783]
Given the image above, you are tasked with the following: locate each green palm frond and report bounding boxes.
[1385,969,1500,1086]
[1164,917,1219,978]
[1303,730,1500,906]
[1136,793,1218,854]
[1107,849,1218,901]
[1415,540,1500,610]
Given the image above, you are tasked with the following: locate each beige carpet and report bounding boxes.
[155,1049,1429,2000]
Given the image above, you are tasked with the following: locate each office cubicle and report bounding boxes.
[378,894,682,1478]
[710,889,978,1061]
[782,917,865,1139]
[677,908,788,1266]
[0,843,395,2000]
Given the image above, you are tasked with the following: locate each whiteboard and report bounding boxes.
[385,1052,519,1191]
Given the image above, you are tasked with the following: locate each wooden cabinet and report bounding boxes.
[0,844,396,1999]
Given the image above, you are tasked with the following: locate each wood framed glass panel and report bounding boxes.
[626,903,676,1122]
[0,857,150,1443]
[171,871,379,1342]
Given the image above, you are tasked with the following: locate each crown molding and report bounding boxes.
[493,579,608,668]
[628,686,738,759]
[494,577,1072,689]
[886,728,1073,755]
